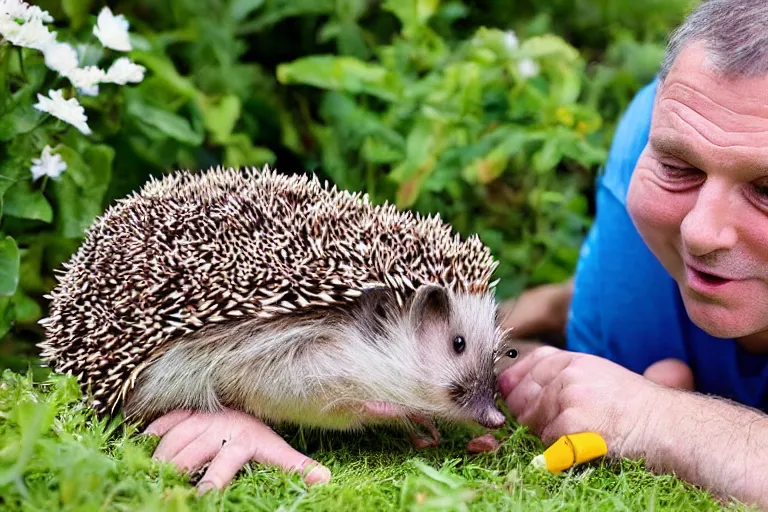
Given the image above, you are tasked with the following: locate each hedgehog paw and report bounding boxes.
[407,413,440,449]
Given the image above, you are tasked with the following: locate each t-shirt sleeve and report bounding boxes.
[566,79,658,359]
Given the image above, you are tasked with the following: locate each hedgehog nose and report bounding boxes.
[477,407,507,429]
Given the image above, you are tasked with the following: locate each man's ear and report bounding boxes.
[409,284,451,334]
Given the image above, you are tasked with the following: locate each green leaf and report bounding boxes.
[230,0,265,23]
[62,0,94,29]
[52,144,114,238]
[0,296,14,338]
[0,236,20,297]
[127,100,205,146]
[383,0,440,33]
[361,137,403,164]
[0,398,56,488]
[3,180,53,222]
[277,55,401,101]
[0,154,30,196]
[237,0,334,33]
[223,133,276,168]
[0,103,44,141]
[53,177,100,238]
[12,290,41,325]
[389,118,446,207]
[462,128,528,184]
[82,144,116,185]
[319,92,405,151]
[18,243,47,294]
[520,34,580,62]
[130,52,199,100]
[531,135,564,174]
[200,95,242,144]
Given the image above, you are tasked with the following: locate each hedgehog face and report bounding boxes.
[408,284,508,429]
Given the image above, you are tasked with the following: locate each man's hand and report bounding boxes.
[143,408,331,493]
[498,279,574,340]
[497,346,664,453]
[498,346,768,508]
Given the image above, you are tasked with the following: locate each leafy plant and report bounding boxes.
[277,5,607,297]
[0,0,696,370]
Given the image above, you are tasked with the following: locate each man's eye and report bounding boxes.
[749,181,768,201]
[659,162,692,177]
[656,162,703,186]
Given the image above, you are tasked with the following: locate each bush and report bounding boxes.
[0,0,697,370]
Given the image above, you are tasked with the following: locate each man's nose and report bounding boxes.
[679,181,738,257]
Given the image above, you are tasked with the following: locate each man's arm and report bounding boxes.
[498,347,768,509]
[636,388,768,506]
[497,278,574,339]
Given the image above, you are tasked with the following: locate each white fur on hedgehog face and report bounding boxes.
[326,287,502,426]
[410,291,501,422]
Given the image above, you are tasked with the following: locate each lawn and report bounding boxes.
[0,369,747,511]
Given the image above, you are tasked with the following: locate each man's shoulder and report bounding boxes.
[566,77,682,372]
[599,78,659,206]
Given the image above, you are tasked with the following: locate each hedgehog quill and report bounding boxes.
[38,165,517,487]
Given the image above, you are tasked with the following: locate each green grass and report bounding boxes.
[0,369,752,511]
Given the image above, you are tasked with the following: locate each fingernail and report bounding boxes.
[498,372,516,398]
[304,464,331,485]
[197,482,215,496]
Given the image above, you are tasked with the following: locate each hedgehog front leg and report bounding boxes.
[406,413,441,449]
[143,407,331,492]
[360,401,441,448]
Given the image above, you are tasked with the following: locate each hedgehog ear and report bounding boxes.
[410,284,451,333]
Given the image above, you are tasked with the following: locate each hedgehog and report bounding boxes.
[38,165,516,458]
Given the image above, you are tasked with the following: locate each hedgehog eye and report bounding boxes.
[507,348,518,359]
[452,335,466,354]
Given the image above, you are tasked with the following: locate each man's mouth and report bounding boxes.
[690,268,730,285]
[684,263,737,293]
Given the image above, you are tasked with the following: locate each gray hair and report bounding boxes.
[658,0,768,81]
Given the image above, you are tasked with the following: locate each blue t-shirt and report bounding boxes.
[566,78,768,410]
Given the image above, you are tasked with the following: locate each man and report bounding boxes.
[499,0,768,507]
[144,0,768,506]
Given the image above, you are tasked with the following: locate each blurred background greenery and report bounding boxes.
[0,0,699,373]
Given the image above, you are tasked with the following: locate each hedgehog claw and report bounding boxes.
[407,413,440,448]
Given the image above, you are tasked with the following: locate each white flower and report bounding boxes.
[1,0,53,23]
[77,83,99,96]
[105,57,145,84]
[503,30,519,51]
[33,89,91,135]
[40,40,79,76]
[92,7,131,52]
[67,65,107,96]
[0,15,54,50]
[517,57,539,78]
[30,145,67,181]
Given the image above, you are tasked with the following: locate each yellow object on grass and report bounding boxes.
[530,432,608,474]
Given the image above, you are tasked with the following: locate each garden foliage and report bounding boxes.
[0,0,697,370]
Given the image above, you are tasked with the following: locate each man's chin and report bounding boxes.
[681,294,763,340]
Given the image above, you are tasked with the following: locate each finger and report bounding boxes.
[196,439,254,494]
[153,414,213,461]
[516,373,565,436]
[503,371,542,419]
[197,429,331,493]
[170,427,227,473]
[249,427,331,486]
[498,345,560,397]
[529,351,574,388]
[143,409,193,436]
[539,409,585,446]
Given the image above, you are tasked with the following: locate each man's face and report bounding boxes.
[627,41,768,348]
